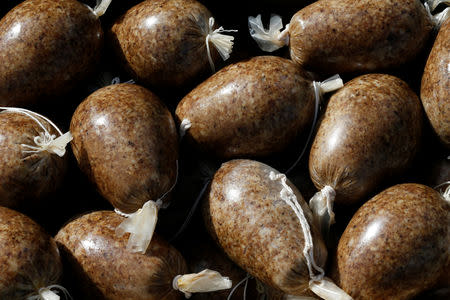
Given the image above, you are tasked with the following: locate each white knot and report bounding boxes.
[443,185,450,203]
[115,199,162,254]
[93,0,112,17]
[248,14,290,52]
[309,185,337,238]
[179,118,192,139]
[205,17,237,72]
[26,285,71,300]
[38,288,60,300]
[22,131,73,157]
[173,269,232,299]
[424,1,450,28]
[309,277,353,300]
[0,107,72,157]
[111,77,135,85]
[316,74,344,95]
[435,181,450,204]
[173,275,183,293]
[111,77,121,85]
[426,0,450,12]
[115,161,179,254]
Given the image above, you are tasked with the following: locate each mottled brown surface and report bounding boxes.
[0,206,62,299]
[421,17,450,149]
[335,183,449,299]
[176,56,315,159]
[0,111,67,209]
[289,0,433,74]
[70,83,178,213]
[0,0,103,107]
[309,74,423,205]
[55,211,187,300]
[110,0,219,89]
[203,159,327,296]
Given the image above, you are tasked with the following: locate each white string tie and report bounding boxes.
[179,118,192,139]
[206,17,237,72]
[309,185,337,228]
[269,171,325,282]
[115,161,179,253]
[26,285,72,300]
[285,75,343,175]
[424,1,450,29]
[248,14,290,52]
[426,0,450,12]
[226,273,252,300]
[269,171,352,299]
[434,181,450,204]
[115,199,162,254]
[93,0,112,17]
[173,269,232,299]
[111,77,135,85]
[0,107,72,157]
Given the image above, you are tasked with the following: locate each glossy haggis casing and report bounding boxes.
[204,159,327,296]
[0,111,67,209]
[289,0,433,74]
[176,56,316,159]
[335,183,449,299]
[421,17,450,149]
[55,211,187,300]
[110,0,221,89]
[70,83,178,214]
[0,206,63,299]
[0,0,103,107]
[309,74,423,205]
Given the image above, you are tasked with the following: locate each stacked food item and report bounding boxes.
[0,0,448,299]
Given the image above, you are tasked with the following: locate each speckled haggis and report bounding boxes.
[421,17,450,149]
[70,83,178,214]
[0,111,67,209]
[289,0,433,74]
[204,159,327,296]
[309,74,423,205]
[335,183,449,299]
[110,0,221,89]
[0,0,103,106]
[176,56,316,159]
[55,211,187,300]
[0,206,63,299]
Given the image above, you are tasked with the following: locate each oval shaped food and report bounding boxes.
[110,0,224,89]
[0,0,103,107]
[0,206,63,299]
[309,74,423,205]
[203,159,327,295]
[55,210,188,300]
[288,0,433,74]
[70,83,178,214]
[176,56,315,159]
[421,17,450,148]
[0,110,67,209]
[335,183,449,299]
